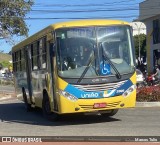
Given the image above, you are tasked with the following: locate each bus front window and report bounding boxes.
[56,28,97,78]
[97,26,135,75]
[56,26,135,78]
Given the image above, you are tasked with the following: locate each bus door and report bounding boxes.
[25,47,33,104]
[49,42,58,111]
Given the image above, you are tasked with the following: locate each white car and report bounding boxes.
[136,69,144,84]
[0,69,7,79]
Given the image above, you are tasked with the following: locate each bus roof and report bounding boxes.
[52,19,129,29]
[12,19,129,52]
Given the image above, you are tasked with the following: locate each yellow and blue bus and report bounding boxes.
[12,19,136,120]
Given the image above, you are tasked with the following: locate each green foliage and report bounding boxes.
[0,61,12,68]
[0,53,12,64]
[0,0,34,38]
[134,34,146,58]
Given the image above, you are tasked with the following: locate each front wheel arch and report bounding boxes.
[42,90,59,121]
[102,109,119,117]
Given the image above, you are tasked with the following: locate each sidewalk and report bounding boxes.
[136,102,160,107]
[0,84,15,101]
[0,91,16,101]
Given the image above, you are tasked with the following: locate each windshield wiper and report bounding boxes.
[101,44,121,79]
[77,51,95,83]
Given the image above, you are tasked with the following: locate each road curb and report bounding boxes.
[136,102,160,107]
[0,96,160,107]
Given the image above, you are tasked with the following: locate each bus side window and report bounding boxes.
[14,51,18,72]
[31,43,38,70]
[12,52,16,72]
[39,37,47,69]
[21,48,26,71]
[15,50,21,72]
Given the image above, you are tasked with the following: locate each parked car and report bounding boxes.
[136,69,145,87]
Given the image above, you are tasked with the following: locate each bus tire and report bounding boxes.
[42,93,59,121]
[102,109,119,117]
[22,89,32,112]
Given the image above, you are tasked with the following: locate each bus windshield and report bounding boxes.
[56,25,135,78]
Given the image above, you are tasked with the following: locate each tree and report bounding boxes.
[134,34,146,59]
[0,0,34,41]
[0,61,11,68]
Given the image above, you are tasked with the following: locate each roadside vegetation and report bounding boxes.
[0,53,12,66]
[137,85,160,102]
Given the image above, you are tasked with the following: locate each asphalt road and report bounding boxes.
[0,98,160,137]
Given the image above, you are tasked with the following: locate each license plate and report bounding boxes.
[93,103,107,108]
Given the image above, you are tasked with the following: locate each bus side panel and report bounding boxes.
[14,71,28,101]
[28,36,54,108]
[31,70,47,108]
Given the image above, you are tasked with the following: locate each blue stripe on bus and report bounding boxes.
[64,79,133,99]
[114,79,133,96]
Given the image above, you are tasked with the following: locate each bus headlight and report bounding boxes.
[122,85,136,97]
[58,90,78,102]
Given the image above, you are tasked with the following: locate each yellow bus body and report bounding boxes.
[12,19,136,116]
[56,72,136,114]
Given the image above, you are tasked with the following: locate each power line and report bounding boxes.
[0,15,139,20]
[28,2,160,14]
[2,11,160,20]
[35,0,138,7]
[2,8,160,20]
[34,3,139,8]
[1,0,148,21]
[30,8,139,13]
[23,15,139,20]
[2,10,160,20]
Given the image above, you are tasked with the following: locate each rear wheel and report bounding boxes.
[22,89,32,112]
[42,93,59,121]
[102,109,119,117]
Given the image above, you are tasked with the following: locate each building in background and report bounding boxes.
[139,0,160,73]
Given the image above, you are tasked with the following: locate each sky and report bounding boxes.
[0,0,144,53]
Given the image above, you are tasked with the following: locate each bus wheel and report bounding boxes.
[22,89,32,112]
[42,94,59,121]
[102,109,119,117]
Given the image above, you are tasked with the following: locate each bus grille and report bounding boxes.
[79,101,121,110]
[73,80,127,92]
